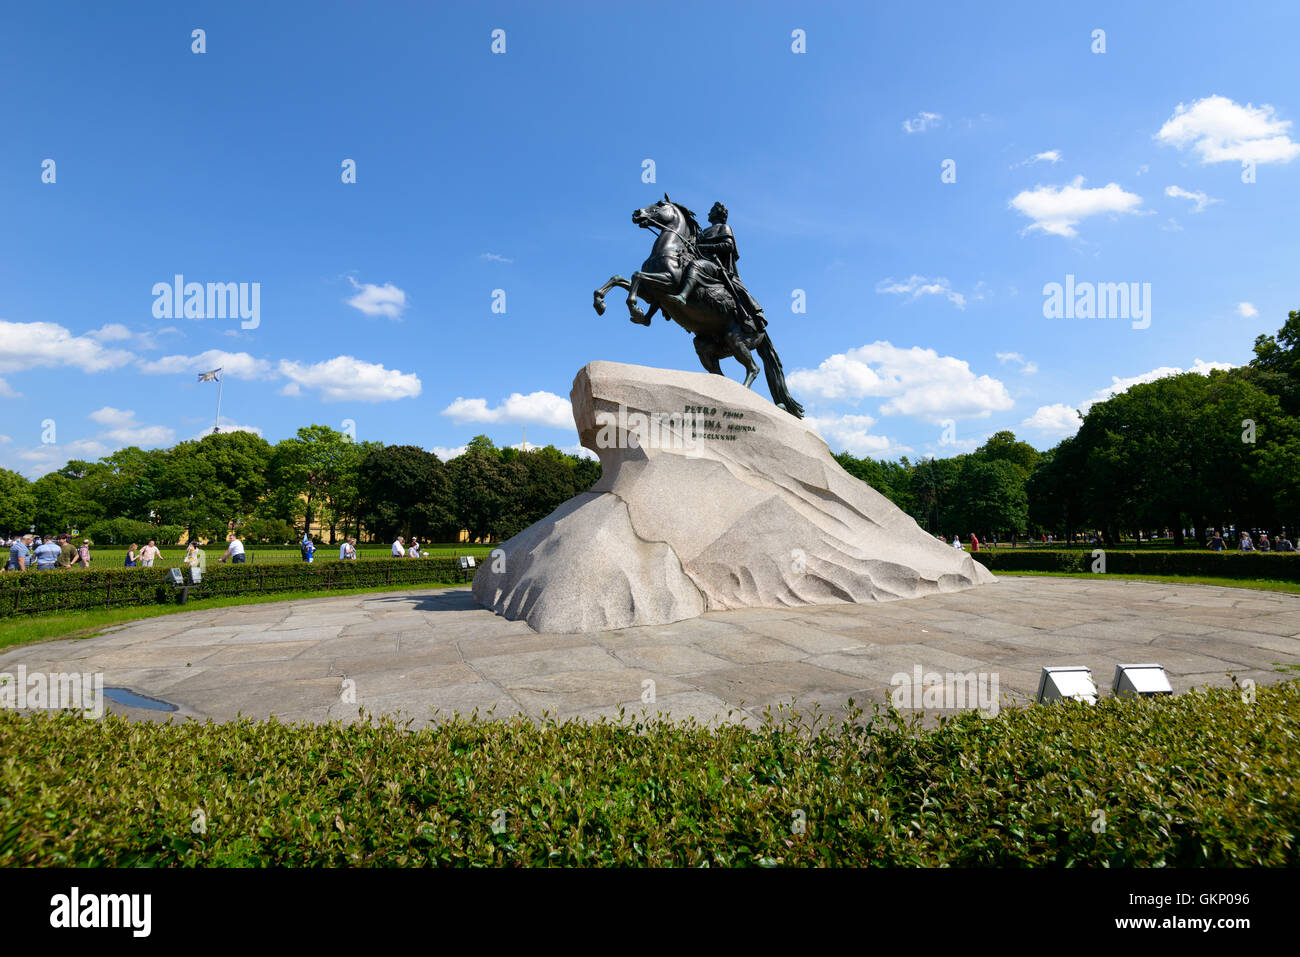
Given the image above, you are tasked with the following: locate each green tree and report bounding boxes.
[952,459,1029,538]
[0,468,36,533]
[356,444,455,541]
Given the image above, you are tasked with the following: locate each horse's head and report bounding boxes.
[633,194,699,237]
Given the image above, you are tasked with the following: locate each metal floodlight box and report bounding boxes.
[1037,666,1098,704]
[190,566,202,584]
[1112,663,1173,697]
[166,568,184,586]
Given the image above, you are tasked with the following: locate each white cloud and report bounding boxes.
[86,407,175,446]
[787,342,1014,423]
[805,413,913,458]
[1083,359,1234,411]
[875,275,966,309]
[0,320,136,373]
[1157,95,1300,165]
[192,420,262,440]
[1164,184,1220,212]
[15,439,114,477]
[431,445,467,461]
[902,112,942,134]
[1008,176,1143,238]
[441,391,573,429]
[138,349,273,379]
[559,442,598,460]
[1236,302,1259,318]
[1020,403,1083,437]
[277,356,421,403]
[87,323,133,342]
[0,377,21,398]
[479,253,513,264]
[996,352,1038,375]
[280,382,303,397]
[1014,150,1062,167]
[88,406,135,428]
[1025,359,1238,444]
[346,277,408,319]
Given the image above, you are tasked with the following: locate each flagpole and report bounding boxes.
[214,376,223,434]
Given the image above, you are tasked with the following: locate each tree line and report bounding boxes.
[836,310,1300,545]
[0,428,600,545]
[2,311,1295,548]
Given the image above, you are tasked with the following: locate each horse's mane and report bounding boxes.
[670,201,702,239]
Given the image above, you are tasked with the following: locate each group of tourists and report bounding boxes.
[1208,529,1295,552]
[3,533,92,571]
[389,536,430,558]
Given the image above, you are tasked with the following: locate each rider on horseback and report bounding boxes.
[666,202,767,343]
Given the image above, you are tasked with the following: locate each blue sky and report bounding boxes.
[2,0,1298,476]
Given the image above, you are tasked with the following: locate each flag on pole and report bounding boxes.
[197,368,222,382]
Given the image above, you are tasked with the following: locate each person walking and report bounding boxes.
[125,543,139,567]
[951,535,962,550]
[304,537,316,563]
[1240,532,1255,552]
[75,540,91,568]
[969,533,980,553]
[339,537,357,560]
[139,540,161,567]
[409,538,422,559]
[184,542,200,568]
[220,535,246,564]
[391,536,406,558]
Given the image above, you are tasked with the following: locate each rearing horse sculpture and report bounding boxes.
[592,195,804,418]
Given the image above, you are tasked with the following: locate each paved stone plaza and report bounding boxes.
[3,577,1298,727]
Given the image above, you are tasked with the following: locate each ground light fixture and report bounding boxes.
[1112,663,1174,697]
[1036,666,1098,704]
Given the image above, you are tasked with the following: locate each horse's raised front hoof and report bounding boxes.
[593,295,606,316]
[627,302,645,322]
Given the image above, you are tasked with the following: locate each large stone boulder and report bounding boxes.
[472,361,995,632]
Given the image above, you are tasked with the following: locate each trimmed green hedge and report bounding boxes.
[0,558,476,618]
[1,680,1296,866]
[973,549,1300,581]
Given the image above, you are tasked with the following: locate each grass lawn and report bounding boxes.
[994,569,1300,594]
[0,579,466,651]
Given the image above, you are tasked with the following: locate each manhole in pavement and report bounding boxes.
[103,687,178,712]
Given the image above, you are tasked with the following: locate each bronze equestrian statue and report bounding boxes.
[592,195,804,418]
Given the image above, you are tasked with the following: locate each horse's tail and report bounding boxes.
[757,333,804,418]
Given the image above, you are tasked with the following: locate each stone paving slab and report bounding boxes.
[1,577,1297,726]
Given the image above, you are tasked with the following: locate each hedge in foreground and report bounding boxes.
[973,548,1300,581]
[0,558,476,618]
[1,680,1296,866]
